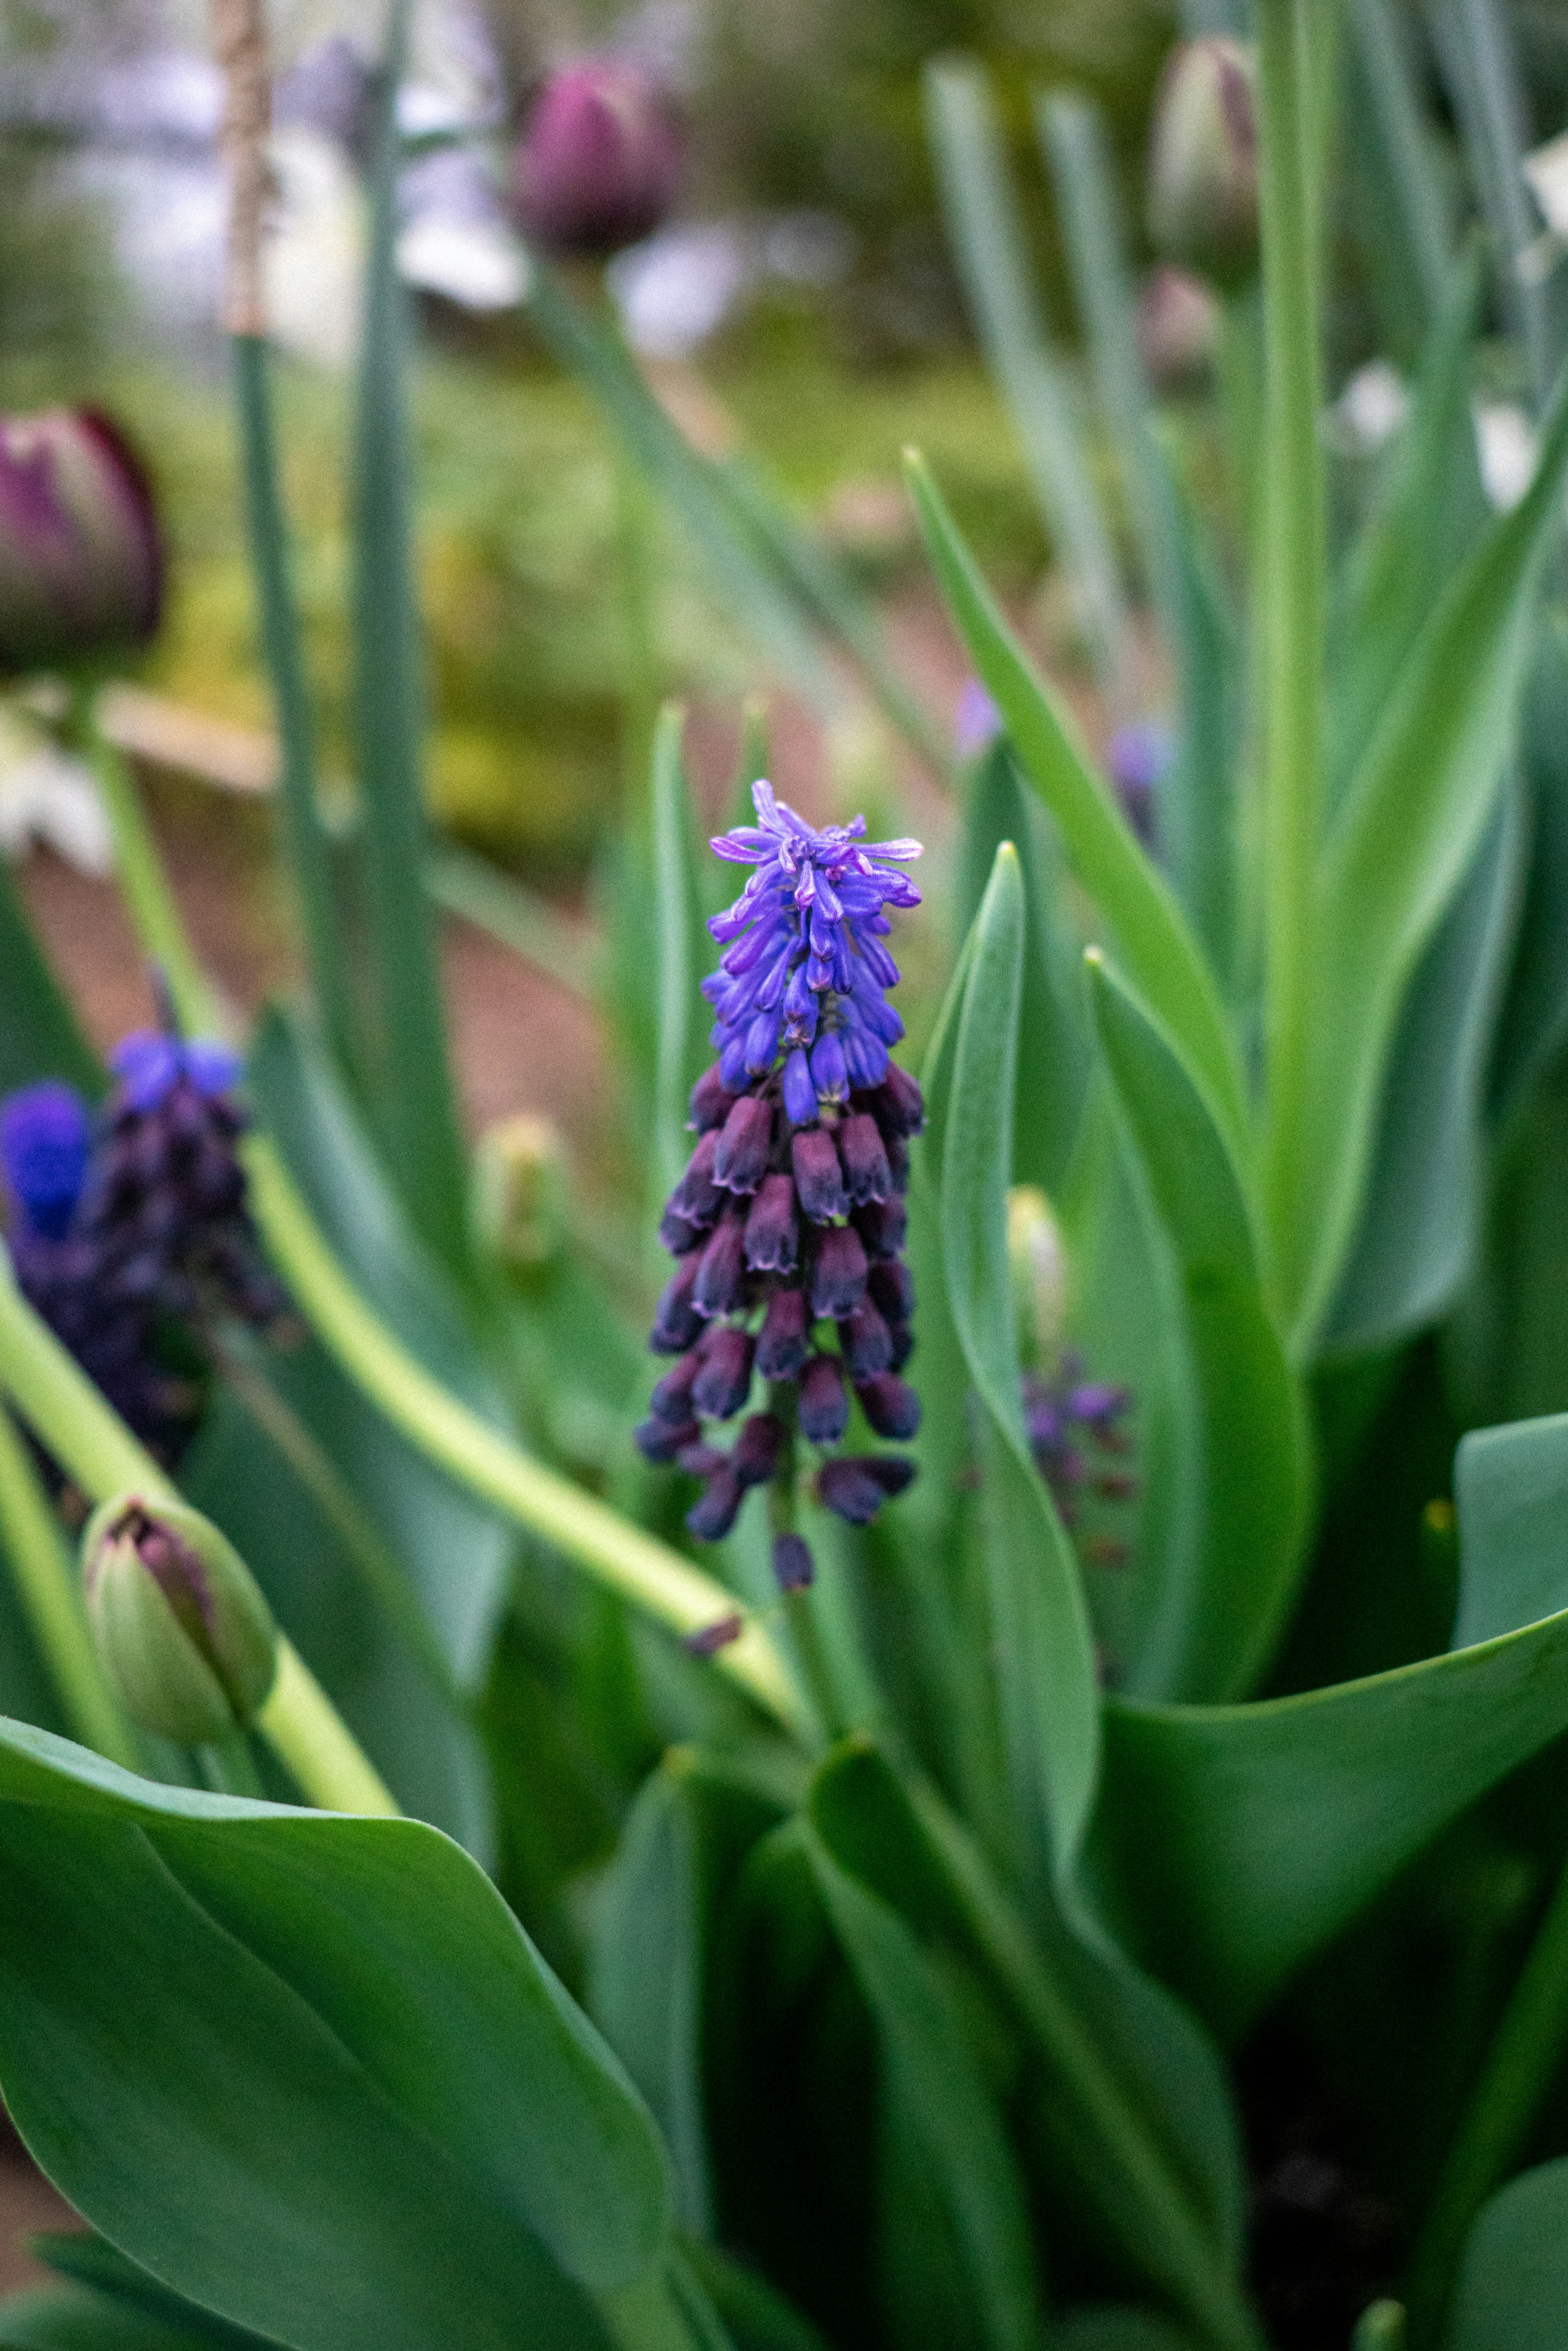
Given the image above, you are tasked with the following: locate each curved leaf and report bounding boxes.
[0,1717,672,2350]
[1087,952,1309,1700]
[1442,2157,1568,2351]
[652,708,711,1206]
[0,862,100,1101]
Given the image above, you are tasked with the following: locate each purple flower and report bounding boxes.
[0,408,163,678]
[0,1082,91,1241]
[1107,722,1171,851]
[798,1353,849,1445]
[693,1213,748,1317]
[855,1372,921,1442]
[837,1112,890,1206]
[840,1302,893,1381]
[792,1128,847,1225]
[511,57,685,261]
[810,1226,868,1320]
[713,1094,773,1194]
[954,676,1003,760]
[689,1066,739,1134]
[755,1286,809,1380]
[683,1606,744,1654]
[733,1412,784,1487]
[1023,1362,1137,1539]
[634,1412,702,1465]
[744,1173,799,1273]
[817,1454,916,1526]
[651,1255,704,1353]
[691,1324,754,1420]
[772,1532,815,1592]
[855,1195,907,1260]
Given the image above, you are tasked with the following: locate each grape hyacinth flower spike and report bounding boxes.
[639,782,925,1621]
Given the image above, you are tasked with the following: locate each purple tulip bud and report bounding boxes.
[685,1472,745,1545]
[691,1323,754,1420]
[837,1112,891,1206]
[511,57,685,261]
[694,1212,748,1317]
[744,1172,798,1273]
[650,1254,703,1353]
[772,1532,815,1592]
[756,1284,810,1379]
[799,1352,849,1444]
[713,1093,774,1194]
[811,1225,868,1320]
[1147,38,1259,290]
[809,1030,848,1104]
[854,1195,907,1260]
[634,1412,702,1465]
[733,1411,784,1487]
[1136,264,1221,394]
[855,1372,921,1441]
[0,408,163,677]
[817,1453,916,1526]
[649,1350,702,1424]
[689,1066,739,1133]
[868,1258,914,1326]
[782,1047,817,1128]
[791,1128,846,1224]
[840,1301,893,1381]
[0,1081,91,1240]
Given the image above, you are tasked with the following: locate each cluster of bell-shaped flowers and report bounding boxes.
[0,1026,287,1463]
[1023,1355,1136,1567]
[637,783,924,1592]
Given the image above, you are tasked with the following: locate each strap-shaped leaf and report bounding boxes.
[0,860,101,1099]
[907,454,1247,1150]
[652,706,711,1204]
[0,1718,672,2348]
[1086,952,1310,1701]
[932,845,1099,1882]
[1290,353,1568,1351]
[1442,2157,1568,2351]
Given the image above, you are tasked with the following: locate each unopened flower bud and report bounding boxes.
[0,409,163,677]
[472,1113,570,1273]
[511,58,684,261]
[81,1493,276,1745]
[1147,39,1259,290]
[1008,1185,1068,1369]
[1135,264,1222,394]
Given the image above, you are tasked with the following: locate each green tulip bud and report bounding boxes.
[1007,1185,1068,1371]
[81,1494,277,1746]
[1146,38,1260,292]
[471,1112,569,1273]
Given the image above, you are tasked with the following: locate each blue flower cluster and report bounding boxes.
[0,1031,286,1462]
[638,784,925,1598]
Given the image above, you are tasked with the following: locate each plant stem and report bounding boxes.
[768,1386,846,1745]
[246,1143,812,1741]
[1255,0,1327,1310]
[77,692,218,1033]
[0,1405,141,1769]
[1405,1851,1568,2345]
[0,1254,398,1816]
[194,1732,265,1799]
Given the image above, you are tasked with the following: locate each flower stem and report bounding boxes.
[768,1385,847,1745]
[0,1251,398,1816]
[1404,1850,1568,2346]
[0,1403,141,1770]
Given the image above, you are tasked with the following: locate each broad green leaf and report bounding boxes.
[31,2238,265,2347]
[0,1716,672,2348]
[956,739,1092,1192]
[1291,351,1568,1352]
[1056,2313,1200,2351]
[1087,953,1310,1700]
[1097,1395,1568,2031]
[1341,0,1453,358]
[922,56,1135,708]
[1323,784,1523,1357]
[907,453,1247,1148]
[934,845,1099,1882]
[1443,2157,1568,2351]
[652,708,711,1205]
[677,2249,829,2351]
[588,1751,791,2239]
[349,0,471,1284]
[0,862,101,1100]
[0,2286,221,2350]
[1489,620,1568,1115]
[804,1827,1045,2351]
[1157,456,1240,988]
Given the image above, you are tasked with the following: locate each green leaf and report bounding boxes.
[934,845,1099,1883]
[0,1716,671,2349]
[0,2285,224,2350]
[676,2249,830,2351]
[1442,2158,1568,2351]
[31,2237,266,2347]
[1341,0,1453,356]
[0,861,100,1100]
[907,453,1246,1147]
[349,0,472,1283]
[1086,953,1310,1699]
[1097,1395,1568,2031]
[1489,620,1568,1115]
[803,1825,1045,2351]
[652,708,711,1205]
[1056,2313,1200,2351]
[1290,352,1568,1351]
[1322,784,1523,1357]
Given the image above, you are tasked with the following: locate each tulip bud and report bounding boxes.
[0,409,163,678]
[1146,39,1259,291]
[82,1494,277,1746]
[510,57,684,260]
[471,1113,569,1273]
[1135,265,1222,394]
[1008,1185,1069,1371]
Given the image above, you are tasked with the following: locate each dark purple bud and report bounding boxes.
[791,1128,846,1224]
[733,1411,784,1487]
[713,1094,773,1194]
[0,408,163,677]
[634,1413,702,1465]
[855,1372,921,1441]
[772,1532,815,1593]
[869,1065,926,1138]
[668,1129,722,1228]
[886,1134,911,1195]
[888,1321,915,1371]
[868,1258,914,1325]
[811,1225,868,1320]
[658,1206,706,1255]
[809,1030,848,1104]
[694,1212,748,1317]
[650,1254,703,1353]
[782,1048,816,1127]
[817,1453,916,1525]
[689,1066,739,1133]
[1068,1381,1132,1430]
[511,57,685,261]
[798,1352,849,1444]
[685,1472,745,1545]
[649,1350,701,1423]
[683,1606,745,1653]
[854,1195,907,1259]
[755,1284,810,1379]
[675,1439,727,1478]
[837,1112,891,1206]
[840,1301,893,1381]
[744,1172,798,1273]
[691,1323,754,1420]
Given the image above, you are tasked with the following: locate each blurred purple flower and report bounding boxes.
[511,57,684,261]
[0,409,163,677]
[953,676,1003,761]
[1107,721,1172,851]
